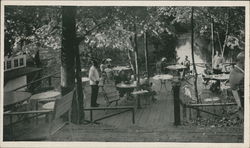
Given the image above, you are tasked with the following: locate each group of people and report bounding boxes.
[88,58,112,107]
[156,56,191,77]
[88,57,158,107]
[203,50,245,118]
[88,51,245,120]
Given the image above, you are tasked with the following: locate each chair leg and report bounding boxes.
[68,109,73,140]
[90,110,93,122]
[36,101,39,125]
[9,115,13,140]
[132,108,135,124]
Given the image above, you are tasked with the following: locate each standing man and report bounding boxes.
[161,57,168,74]
[89,59,100,107]
[183,56,191,77]
[229,52,244,119]
[156,59,162,75]
[183,56,190,72]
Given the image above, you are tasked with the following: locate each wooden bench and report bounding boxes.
[83,106,135,124]
[4,89,75,141]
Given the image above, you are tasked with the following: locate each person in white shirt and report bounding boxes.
[89,60,100,107]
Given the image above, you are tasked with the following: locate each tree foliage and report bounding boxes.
[5,6,61,56]
[5,6,245,64]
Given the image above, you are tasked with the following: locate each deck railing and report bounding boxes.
[178,99,237,123]
[13,71,60,92]
[172,76,237,125]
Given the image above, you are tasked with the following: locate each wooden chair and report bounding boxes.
[4,88,76,141]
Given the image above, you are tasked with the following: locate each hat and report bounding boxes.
[236,52,244,63]
[106,58,112,62]
[161,57,167,62]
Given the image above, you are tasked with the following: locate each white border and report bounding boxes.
[0,0,249,6]
[1,1,249,148]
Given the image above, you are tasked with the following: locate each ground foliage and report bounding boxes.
[186,115,243,128]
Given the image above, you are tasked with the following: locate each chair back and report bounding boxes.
[53,88,75,119]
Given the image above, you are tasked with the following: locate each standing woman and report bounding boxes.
[212,50,223,74]
[100,59,107,83]
[89,59,100,107]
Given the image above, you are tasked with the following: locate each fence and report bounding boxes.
[13,71,60,93]
[173,93,237,125]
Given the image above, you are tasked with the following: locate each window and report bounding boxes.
[14,59,18,67]
[20,58,24,66]
[7,61,11,69]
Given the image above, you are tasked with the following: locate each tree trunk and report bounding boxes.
[134,23,140,83]
[61,6,78,123]
[75,44,85,123]
[216,32,223,54]
[144,30,149,79]
[211,19,215,67]
[127,48,135,73]
[222,8,230,59]
[191,7,200,105]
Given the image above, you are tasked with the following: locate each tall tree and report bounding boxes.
[61,6,80,123]
[191,7,200,104]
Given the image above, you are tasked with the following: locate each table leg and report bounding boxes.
[36,101,39,124]
[137,95,142,109]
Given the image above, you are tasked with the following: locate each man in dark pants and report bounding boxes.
[89,60,100,107]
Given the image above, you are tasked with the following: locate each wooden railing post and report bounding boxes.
[183,104,187,122]
[48,77,52,87]
[172,80,181,126]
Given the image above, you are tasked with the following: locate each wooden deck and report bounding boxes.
[48,77,243,142]
[3,76,243,142]
[83,79,175,130]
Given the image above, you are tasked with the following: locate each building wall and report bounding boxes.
[4,76,27,92]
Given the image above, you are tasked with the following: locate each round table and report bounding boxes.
[116,83,137,100]
[152,74,174,80]
[112,66,132,71]
[75,77,89,86]
[82,77,89,84]
[81,68,88,77]
[204,97,220,102]
[153,74,173,92]
[167,64,187,80]
[208,74,230,81]
[81,68,88,72]
[30,90,61,110]
[30,90,61,106]
[4,91,32,110]
[116,83,137,89]
[131,90,149,109]
[204,74,230,93]
[167,64,186,70]
[112,66,132,76]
